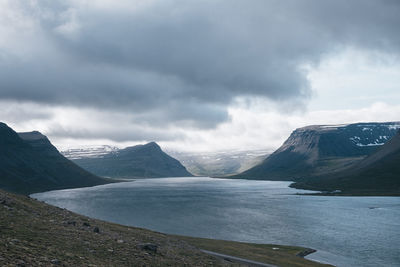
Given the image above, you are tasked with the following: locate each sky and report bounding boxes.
[1,0,400,152]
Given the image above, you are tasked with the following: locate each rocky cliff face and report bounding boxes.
[0,123,109,195]
[73,142,193,178]
[234,122,400,180]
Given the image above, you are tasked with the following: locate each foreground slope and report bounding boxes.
[234,122,399,180]
[0,189,223,266]
[292,131,400,195]
[73,142,193,178]
[0,123,110,195]
[0,189,330,266]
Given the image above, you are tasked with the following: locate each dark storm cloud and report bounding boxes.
[0,0,399,128]
[47,122,185,142]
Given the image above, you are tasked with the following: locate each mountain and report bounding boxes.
[72,142,193,178]
[234,122,400,180]
[167,149,270,177]
[0,123,110,195]
[63,146,270,177]
[291,130,400,195]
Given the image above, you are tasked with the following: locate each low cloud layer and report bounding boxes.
[4,99,400,153]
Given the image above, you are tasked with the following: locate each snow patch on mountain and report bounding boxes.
[387,123,400,130]
[62,145,120,159]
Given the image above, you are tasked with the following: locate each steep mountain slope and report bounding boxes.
[234,122,400,180]
[0,123,110,195]
[292,130,400,195]
[73,142,193,178]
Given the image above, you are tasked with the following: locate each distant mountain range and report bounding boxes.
[291,130,400,195]
[63,146,270,177]
[166,149,270,176]
[234,122,400,181]
[0,123,111,195]
[71,142,193,178]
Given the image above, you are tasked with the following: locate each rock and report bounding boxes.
[83,222,91,227]
[117,239,124,243]
[0,197,13,206]
[4,205,13,211]
[93,226,100,233]
[137,243,158,253]
[296,248,317,257]
[50,259,60,265]
[67,220,76,226]
[16,259,25,267]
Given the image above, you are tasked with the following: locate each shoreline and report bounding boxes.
[294,192,400,197]
[3,189,332,266]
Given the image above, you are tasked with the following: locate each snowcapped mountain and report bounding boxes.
[292,130,400,195]
[69,142,193,178]
[234,121,400,180]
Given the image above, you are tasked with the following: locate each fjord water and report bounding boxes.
[32,177,400,267]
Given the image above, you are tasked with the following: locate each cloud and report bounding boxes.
[0,101,52,122]
[160,101,400,152]
[0,0,399,130]
[1,100,185,143]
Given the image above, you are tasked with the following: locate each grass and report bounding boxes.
[176,236,332,267]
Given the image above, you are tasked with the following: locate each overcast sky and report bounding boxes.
[1,0,400,152]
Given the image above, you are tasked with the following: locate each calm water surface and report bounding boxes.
[32,177,400,267]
